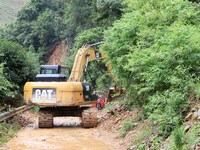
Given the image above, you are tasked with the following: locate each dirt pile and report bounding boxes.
[10,110,37,127]
[97,103,146,150]
[185,102,200,122]
[98,104,140,134]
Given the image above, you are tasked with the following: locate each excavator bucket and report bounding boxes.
[107,86,125,102]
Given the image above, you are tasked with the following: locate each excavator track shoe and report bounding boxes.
[38,110,53,128]
[82,108,98,128]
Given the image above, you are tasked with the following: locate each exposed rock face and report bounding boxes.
[48,41,70,65]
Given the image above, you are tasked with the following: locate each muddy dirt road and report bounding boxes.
[2,117,118,150]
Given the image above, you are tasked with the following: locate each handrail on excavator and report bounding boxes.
[89,41,103,47]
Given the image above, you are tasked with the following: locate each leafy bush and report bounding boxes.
[146,90,188,137]
[73,27,104,50]
[0,63,14,104]
[0,39,39,105]
[171,125,185,150]
[193,83,200,98]
[183,124,200,150]
[0,39,39,87]
[166,123,200,150]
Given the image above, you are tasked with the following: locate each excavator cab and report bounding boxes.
[35,65,66,82]
[40,65,61,74]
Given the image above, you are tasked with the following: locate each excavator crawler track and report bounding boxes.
[38,110,53,128]
[81,108,98,128]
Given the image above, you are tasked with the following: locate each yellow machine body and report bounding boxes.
[24,81,96,107]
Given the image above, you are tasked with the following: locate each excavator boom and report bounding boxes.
[68,44,105,82]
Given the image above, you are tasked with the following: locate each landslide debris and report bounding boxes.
[48,42,70,65]
[97,100,200,150]
[10,110,37,127]
[97,103,145,150]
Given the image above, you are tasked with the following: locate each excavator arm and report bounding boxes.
[68,42,106,82]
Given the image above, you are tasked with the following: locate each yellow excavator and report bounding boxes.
[24,42,108,128]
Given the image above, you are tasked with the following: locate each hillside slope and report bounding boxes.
[0,0,28,27]
[48,42,70,65]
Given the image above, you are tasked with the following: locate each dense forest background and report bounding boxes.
[0,0,199,149]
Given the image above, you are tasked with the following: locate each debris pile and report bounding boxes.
[98,104,139,134]
[97,104,144,149]
[11,111,37,127]
[185,103,200,150]
[185,103,200,122]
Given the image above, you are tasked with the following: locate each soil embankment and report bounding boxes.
[48,42,70,65]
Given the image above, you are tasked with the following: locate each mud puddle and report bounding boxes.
[3,117,115,150]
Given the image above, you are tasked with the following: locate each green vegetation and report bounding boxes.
[194,83,200,97]
[32,106,40,112]
[102,0,200,139]
[171,125,185,150]
[133,126,152,149]
[119,119,137,137]
[164,123,200,150]
[0,63,13,105]
[1,0,123,62]
[0,0,199,148]
[182,124,200,150]
[0,122,20,146]
[0,39,39,106]
[103,103,117,112]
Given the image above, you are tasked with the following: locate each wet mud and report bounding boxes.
[3,117,114,150]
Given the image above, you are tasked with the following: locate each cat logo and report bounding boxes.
[33,88,56,103]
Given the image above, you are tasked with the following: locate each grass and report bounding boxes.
[32,106,40,112]
[119,119,138,137]
[0,0,29,27]
[0,122,20,147]
[133,126,152,149]
[102,103,116,112]
[167,123,200,150]
[194,83,200,98]
[171,126,185,150]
